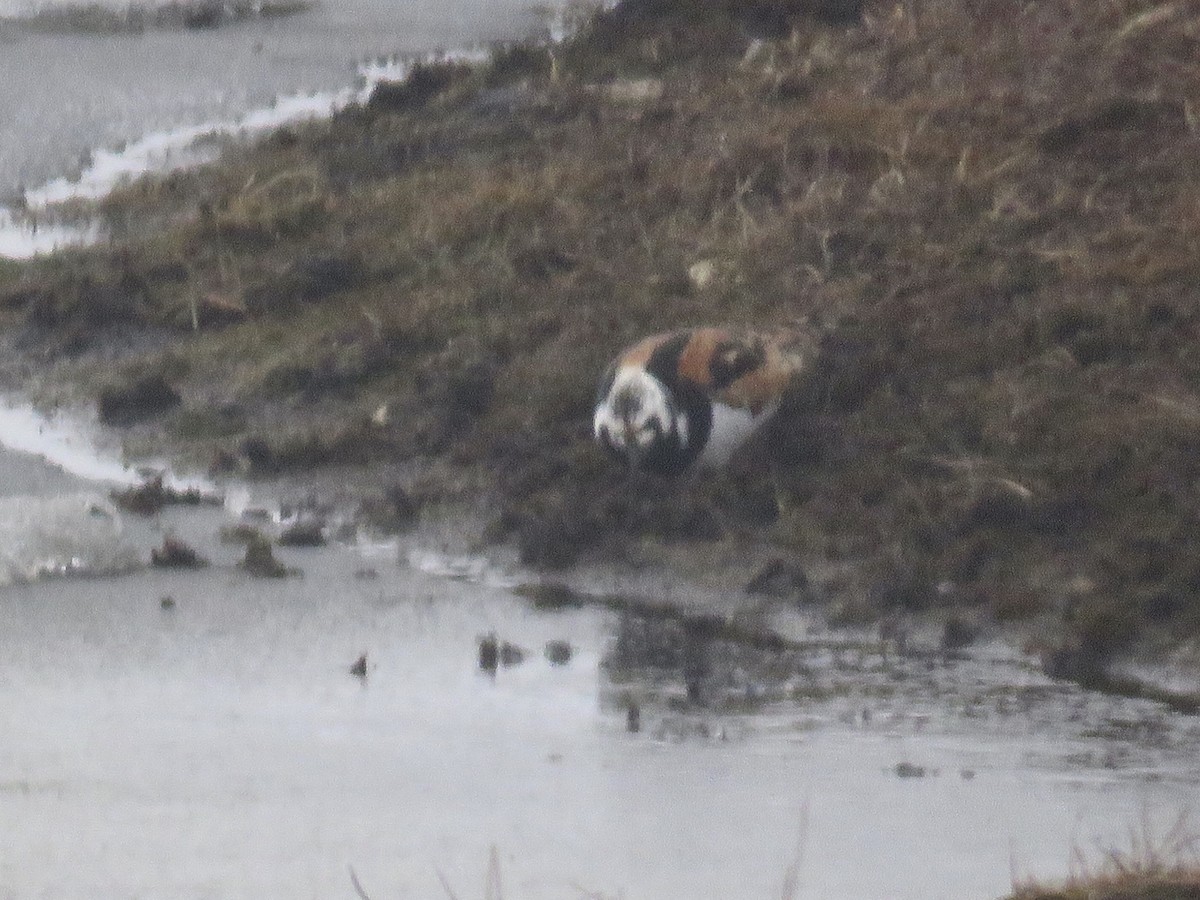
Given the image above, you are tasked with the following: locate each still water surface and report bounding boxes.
[0,410,1199,899]
[0,0,539,198]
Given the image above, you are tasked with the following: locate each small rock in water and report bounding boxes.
[160,595,176,610]
[151,535,208,569]
[514,582,583,611]
[219,523,267,545]
[478,633,499,675]
[240,535,298,578]
[499,641,527,667]
[545,640,573,666]
[356,484,419,535]
[114,479,164,516]
[940,615,981,655]
[113,474,219,517]
[278,519,326,548]
[354,567,379,581]
[349,653,368,679]
[894,762,928,779]
[626,701,641,734]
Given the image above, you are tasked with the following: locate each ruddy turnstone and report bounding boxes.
[593,326,810,475]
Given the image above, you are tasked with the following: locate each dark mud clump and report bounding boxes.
[98,375,180,427]
[478,633,499,675]
[111,474,219,516]
[240,534,298,578]
[367,61,474,114]
[545,640,573,665]
[513,582,588,612]
[278,520,326,548]
[150,535,208,569]
[355,485,420,535]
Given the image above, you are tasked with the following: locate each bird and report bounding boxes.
[592,326,811,475]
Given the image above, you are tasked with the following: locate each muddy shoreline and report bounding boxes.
[4,0,1200,704]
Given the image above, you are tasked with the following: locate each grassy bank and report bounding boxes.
[1006,816,1200,900]
[1011,881,1200,900]
[4,0,1200,678]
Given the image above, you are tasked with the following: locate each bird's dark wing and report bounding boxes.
[614,326,811,415]
[712,329,811,414]
[674,328,809,414]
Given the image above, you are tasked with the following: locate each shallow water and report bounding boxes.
[0,0,539,210]
[2,413,1200,899]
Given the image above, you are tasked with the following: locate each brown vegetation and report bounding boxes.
[1008,811,1200,900]
[4,0,1200,671]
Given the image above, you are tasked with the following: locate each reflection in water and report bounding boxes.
[0,423,1197,899]
[1,507,1199,899]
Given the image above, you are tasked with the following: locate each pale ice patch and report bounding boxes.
[0,47,496,259]
[26,47,496,211]
[27,91,354,210]
[405,547,520,589]
[0,399,215,494]
[0,491,139,585]
[0,208,96,258]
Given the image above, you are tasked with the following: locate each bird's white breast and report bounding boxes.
[697,401,774,469]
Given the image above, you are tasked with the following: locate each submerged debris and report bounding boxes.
[477,633,531,671]
[349,653,368,679]
[239,534,298,578]
[626,699,641,734]
[545,640,573,665]
[278,519,326,547]
[112,474,219,517]
[499,641,527,667]
[150,535,208,569]
[478,633,499,675]
[219,522,267,545]
[514,582,586,611]
[355,485,419,535]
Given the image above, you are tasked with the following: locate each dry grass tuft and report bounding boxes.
[1009,809,1200,900]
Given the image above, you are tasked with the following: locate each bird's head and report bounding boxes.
[593,367,686,469]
